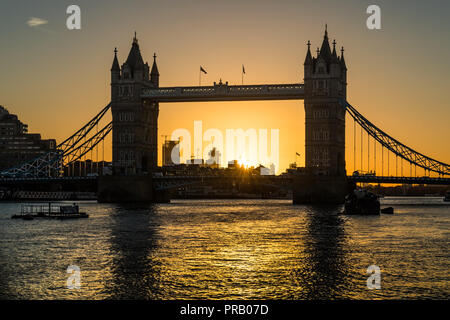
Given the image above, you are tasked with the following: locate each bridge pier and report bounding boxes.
[97,175,171,203]
[292,175,352,204]
[98,175,154,203]
[153,189,171,203]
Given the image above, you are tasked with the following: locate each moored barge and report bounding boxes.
[11,203,89,220]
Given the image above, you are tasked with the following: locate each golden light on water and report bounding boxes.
[1,199,449,299]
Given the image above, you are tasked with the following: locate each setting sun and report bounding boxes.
[237,158,253,168]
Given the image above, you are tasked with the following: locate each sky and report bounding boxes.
[0,0,449,174]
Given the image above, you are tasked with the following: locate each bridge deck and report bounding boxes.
[1,175,449,186]
[348,175,450,185]
[141,83,305,102]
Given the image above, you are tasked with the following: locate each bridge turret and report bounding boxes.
[340,46,347,70]
[123,33,146,81]
[329,39,341,78]
[111,48,120,100]
[111,48,120,81]
[340,46,347,97]
[304,40,313,78]
[318,24,332,62]
[150,53,159,87]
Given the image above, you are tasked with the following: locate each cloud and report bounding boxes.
[27,17,48,27]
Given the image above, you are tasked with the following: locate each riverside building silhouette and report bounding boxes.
[0,105,56,171]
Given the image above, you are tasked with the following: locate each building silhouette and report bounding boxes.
[304,26,347,176]
[0,105,56,171]
[162,138,179,166]
[110,33,159,175]
[206,147,221,168]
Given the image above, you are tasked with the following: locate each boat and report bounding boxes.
[11,203,89,220]
[444,191,450,202]
[344,189,380,215]
[380,207,394,214]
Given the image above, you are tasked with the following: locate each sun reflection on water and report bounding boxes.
[0,198,448,299]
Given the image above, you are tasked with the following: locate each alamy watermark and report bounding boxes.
[64,5,379,31]
[33,4,379,34]
[28,5,378,34]
[66,5,81,30]
[169,121,279,175]
[367,5,381,30]
[366,264,381,289]
[66,265,81,289]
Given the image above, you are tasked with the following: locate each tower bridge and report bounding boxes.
[110,27,348,181]
[1,27,449,204]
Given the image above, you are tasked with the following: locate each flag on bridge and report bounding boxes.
[199,66,208,86]
[242,65,246,74]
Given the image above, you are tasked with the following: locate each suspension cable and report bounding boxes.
[367,133,370,173]
[353,118,356,173]
[360,125,363,171]
[343,100,449,176]
[374,138,376,175]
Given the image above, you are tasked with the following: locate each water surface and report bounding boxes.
[0,197,448,299]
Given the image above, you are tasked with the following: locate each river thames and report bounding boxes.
[0,197,448,299]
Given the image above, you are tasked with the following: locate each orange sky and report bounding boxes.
[0,0,449,174]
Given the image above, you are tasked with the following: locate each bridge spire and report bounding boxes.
[331,39,339,63]
[125,32,144,74]
[304,40,312,65]
[151,52,159,87]
[340,46,347,70]
[111,47,120,71]
[151,53,159,75]
[319,24,331,61]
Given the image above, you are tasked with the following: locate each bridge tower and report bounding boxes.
[99,34,162,202]
[110,34,159,176]
[294,26,349,203]
[304,26,347,176]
